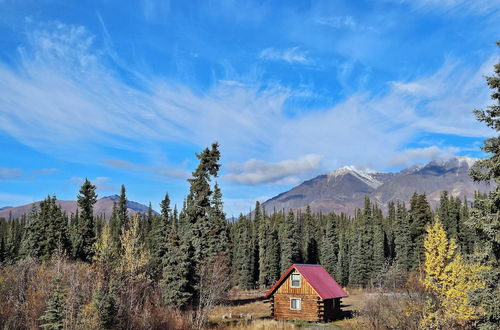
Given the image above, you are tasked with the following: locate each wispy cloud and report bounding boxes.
[315,16,357,29]
[0,21,494,182]
[103,159,189,179]
[389,0,500,15]
[0,167,23,180]
[389,146,460,167]
[225,154,323,185]
[0,167,59,181]
[259,47,310,64]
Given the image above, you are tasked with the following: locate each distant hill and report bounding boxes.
[0,195,156,220]
[262,157,491,215]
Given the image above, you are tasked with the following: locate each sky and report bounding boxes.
[0,0,499,216]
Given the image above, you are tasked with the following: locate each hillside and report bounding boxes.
[262,156,491,215]
[0,195,154,220]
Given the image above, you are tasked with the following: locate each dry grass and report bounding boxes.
[210,287,368,329]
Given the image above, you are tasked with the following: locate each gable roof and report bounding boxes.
[264,264,348,299]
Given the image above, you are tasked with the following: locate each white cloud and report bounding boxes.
[389,0,500,14]
[259,47,310,64]
[315,16,357,29]
[0,21,495,184]
[0,167,23,180]
[103,159,189,179]
[389,146,460,168]
[225,154,323,185]
[0,167,59,180]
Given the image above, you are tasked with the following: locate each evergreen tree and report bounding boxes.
[371,205,385,284]
[233,215,254,289]
[185,142,222,264]
[161,226,193,309]
[258,207,280,287]
[320,214,338,276]
[303,206,319,264]
[150,192,171,271]
[108,202,121,256]
[20,204,43,259]
[279,210,301,274]
[117,185,129,231]
[394,202,412,271]
[384,201,396,262]
[207,183,230,258]
[349,198,373,287]
[408,193,432,265]
[40,277,66,329]
[94,280,117,329]
[336,216,350,286]
[467,43,500,329]
[74,178,97,262]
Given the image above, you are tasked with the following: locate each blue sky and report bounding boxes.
[0,0,499,216]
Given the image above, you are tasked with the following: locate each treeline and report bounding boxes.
[230,191,478,290]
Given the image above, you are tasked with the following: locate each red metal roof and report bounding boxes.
[264,264,348,299]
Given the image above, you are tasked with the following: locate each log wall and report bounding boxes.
[271,271,322,321]
[273,293,320,321]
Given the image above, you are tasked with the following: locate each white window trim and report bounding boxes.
[290,273,301,288]
[290,297,302,310]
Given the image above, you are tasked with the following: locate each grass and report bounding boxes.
[209,288,367,329]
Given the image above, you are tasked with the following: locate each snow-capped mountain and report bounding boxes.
[262,157,489,215]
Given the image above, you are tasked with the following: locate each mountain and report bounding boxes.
[262,157,491,215]
[0,195,156,220]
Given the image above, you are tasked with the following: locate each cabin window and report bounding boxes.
[290,298,302,310]
[290,273,301,288]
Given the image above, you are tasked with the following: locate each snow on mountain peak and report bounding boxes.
[328,165,382,189]
[454,156,478,168]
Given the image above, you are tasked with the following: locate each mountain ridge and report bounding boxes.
[262,156,490,215]
[0,195,156,220]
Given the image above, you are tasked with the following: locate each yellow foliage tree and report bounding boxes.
[421,218,490,328]
[119,215,150,277]
[93,224,116,265]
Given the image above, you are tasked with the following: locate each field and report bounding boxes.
[210,288,366,329]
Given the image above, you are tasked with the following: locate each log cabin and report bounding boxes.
[264,264,348,322]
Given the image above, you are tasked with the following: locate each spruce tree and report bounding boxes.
[303,206,319,264]
[207,183,230,258]
[467,41,500,329]
[320,214,338,276]
[371,205,385,284]
[94,280,117,329]
[409,193,432,265]
[38,196,69,261]
[336,216,350,286]
[108,202,121,256]
[161,226,193,309]
[150,192,171,270]
[20,204,43,259]
[394,202,411,271]
[349,198,373,287]
[258,207,280,287]
[185,142,222,264]
[40,277,66,329]
[280,210,301,274]
[117,185,129,231]
[74,178,97,262]
[233,215,254,289]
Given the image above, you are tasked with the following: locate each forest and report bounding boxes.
[0,44,499,329]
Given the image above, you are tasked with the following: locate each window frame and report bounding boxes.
[290,273,301,288]
[290,297,302,310]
